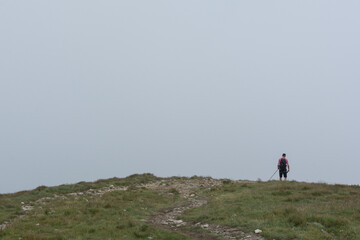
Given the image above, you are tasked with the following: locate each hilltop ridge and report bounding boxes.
[0,174,359,239]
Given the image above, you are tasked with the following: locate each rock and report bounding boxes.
[173,220,183,224]
[201,224,209,228]
[190,194,195,197]
[254,229,262,234]
[22,205,34,211]
[36,223,40,226]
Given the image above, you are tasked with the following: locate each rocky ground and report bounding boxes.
[1,178,266,240]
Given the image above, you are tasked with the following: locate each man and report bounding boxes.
[278,153,290,181]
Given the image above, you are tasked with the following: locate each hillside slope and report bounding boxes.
[0,174,359,240]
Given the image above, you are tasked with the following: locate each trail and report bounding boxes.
[144,178,266,240]
[1,178,266,240]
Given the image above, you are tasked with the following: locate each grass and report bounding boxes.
[0,174,158,224]
[0,174,192,240]
[1,189,190,239]
[181,180,360,240]
[1,174,360,239]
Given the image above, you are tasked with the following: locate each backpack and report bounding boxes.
[280,158,287,172]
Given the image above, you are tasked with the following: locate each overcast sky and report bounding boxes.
[1,1,359,193]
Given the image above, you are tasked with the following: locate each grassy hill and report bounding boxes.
[0,174,359,240]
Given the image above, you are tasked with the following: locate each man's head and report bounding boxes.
[282,153,286,158]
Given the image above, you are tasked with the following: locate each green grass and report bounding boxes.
[1,189,190,240]
[1,175,360,239]
[182,180,360,240]
[0,174,158,224]
[0,174,192,239]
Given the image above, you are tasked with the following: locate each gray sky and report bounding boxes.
[1,1,359,193]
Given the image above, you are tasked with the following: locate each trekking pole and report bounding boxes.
[268,169,278,181]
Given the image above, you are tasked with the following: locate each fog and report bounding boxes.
[1,1,359,193]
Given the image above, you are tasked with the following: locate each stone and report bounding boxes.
[22,205,34,211]
[254,229,262,234]
[201,224,209,228]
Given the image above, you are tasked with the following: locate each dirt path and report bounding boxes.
[149,197,220,240]
[144,178,266,240]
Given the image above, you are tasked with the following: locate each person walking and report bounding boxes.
[278,153,290,181]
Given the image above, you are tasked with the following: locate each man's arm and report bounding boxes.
[287,163,290,172]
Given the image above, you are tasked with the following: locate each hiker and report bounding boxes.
[278,153,290,181]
